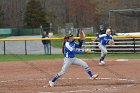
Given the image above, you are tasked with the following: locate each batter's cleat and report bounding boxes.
[99,61,105,65]
[92,74,99,79]
[49,81,55,87]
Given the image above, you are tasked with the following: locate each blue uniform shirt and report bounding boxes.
[64,40,85,58]
[99,34,113,46]
[42,35,50,44]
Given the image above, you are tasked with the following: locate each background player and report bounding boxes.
[41,31,51,54]
[93,24,106,46]
[98,28,114,65]
[49,34,99,87]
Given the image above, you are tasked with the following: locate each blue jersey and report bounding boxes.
[42,35,50,44]
[99,34,113,46]
[64,40,85,58]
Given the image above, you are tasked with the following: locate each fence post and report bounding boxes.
[133,38,135,53]
[4,41,6,55]
[50,41,51,55]
[25,40,27,55]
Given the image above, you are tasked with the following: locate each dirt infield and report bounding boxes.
[0,58,140,93]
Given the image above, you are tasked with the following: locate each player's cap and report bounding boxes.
[64,34,73,39]
[67,34,73,37]
[106,28,111,33]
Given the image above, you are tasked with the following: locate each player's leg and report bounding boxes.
[46,43,50,54]
[44,44,47,54]
[98,44,108,65]
[49,58,72,86]
[73,58,98,79]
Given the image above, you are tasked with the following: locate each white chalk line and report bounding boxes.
[0,77,135,83]
[60,77,134,82]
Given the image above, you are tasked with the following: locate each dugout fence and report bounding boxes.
[82,38,140,53]
[0,36,140,55]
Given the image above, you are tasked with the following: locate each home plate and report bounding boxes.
[115,59,128,61]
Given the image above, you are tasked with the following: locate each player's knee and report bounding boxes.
[104,51,108,54]
[82,62,88,68]
[58,71,65,76]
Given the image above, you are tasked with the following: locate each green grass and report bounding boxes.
[0,53,140,62]
[0,54,64,62]
[51,34,63,48]
[51,40,63,48]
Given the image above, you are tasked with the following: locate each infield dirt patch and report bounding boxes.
[0,59,140,93]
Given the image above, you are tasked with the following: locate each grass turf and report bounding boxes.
[0,53,140,62]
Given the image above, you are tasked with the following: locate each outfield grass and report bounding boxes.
[0,53,140,62]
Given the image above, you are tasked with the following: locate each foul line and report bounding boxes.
[63,77,133,81]
[0,77,135,83]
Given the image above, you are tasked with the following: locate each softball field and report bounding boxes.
[0,58,140,93]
